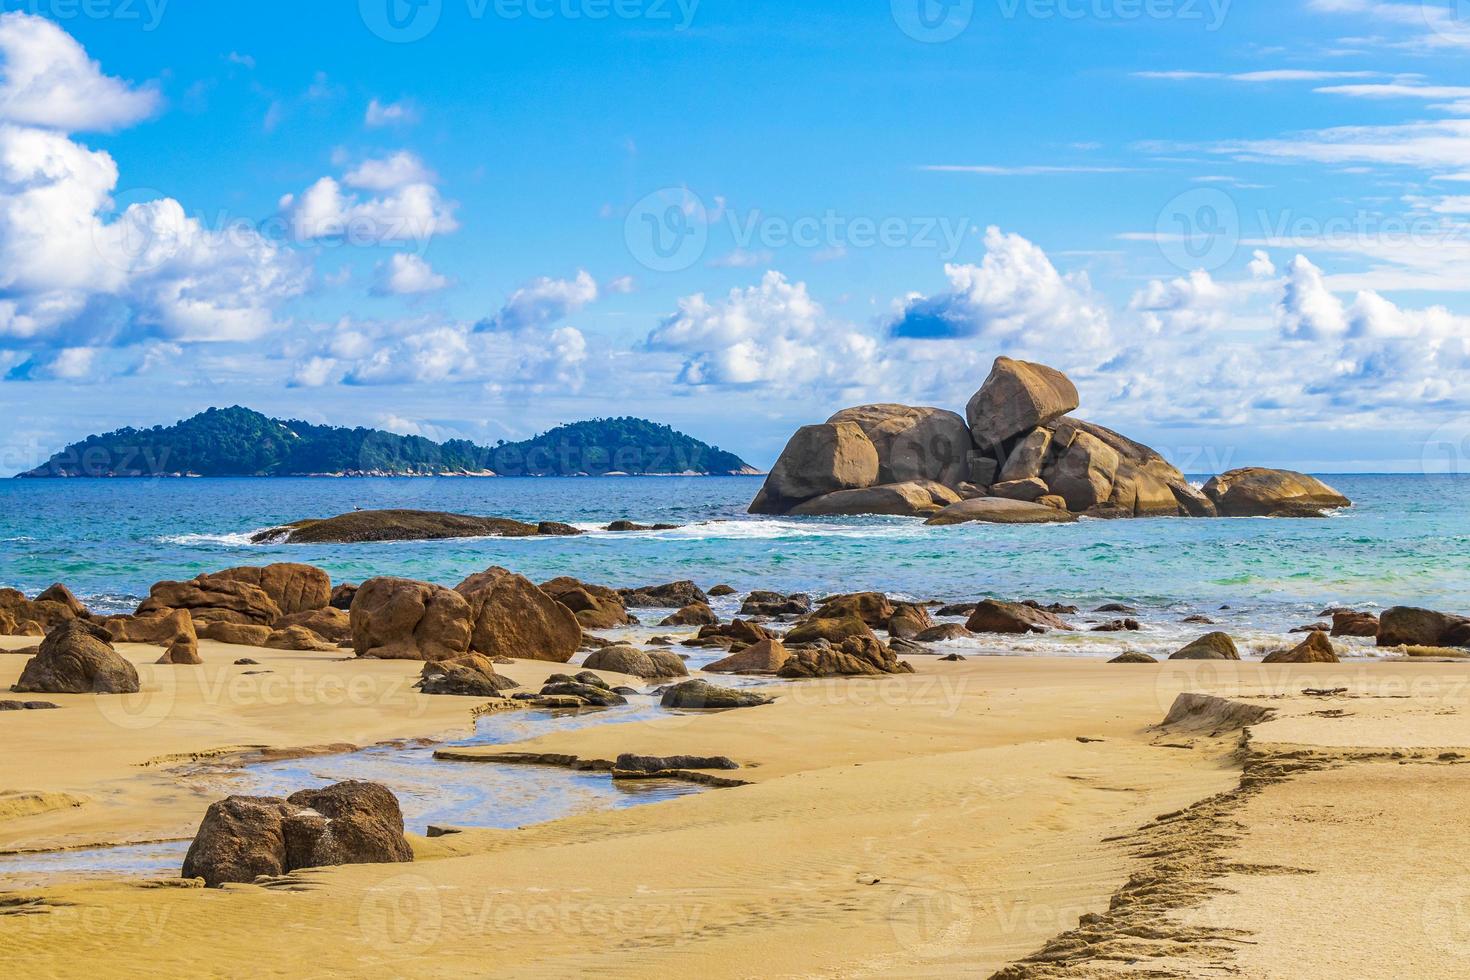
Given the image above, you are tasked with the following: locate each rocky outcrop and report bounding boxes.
[826,404,971,486]
[275,608,351,644]
[12,621,140,695]
[887,603,934,639]
[925,498,1077,526]
[749,422,880,514]
[777,637,915,678]
[619,582,709,608]
[615,754,739,773]
[350,577,472,662]
[1203,469,1351,518]
[138,577,281,627]
[0,586,86,633]
[915,624,971,642]
[455,568,580,663]
[539,577,631,630]
[740,591,811,618]
[705,638,791,674]
[1263,631,1339,664]
[659,603,718,627]
[1169,632,1241,661]
[749,357,1343,521]
[198,565,331,618]
[812,593,895,628]
[785,615,879,646]
[252,510,577,544]
[105,609,196,647]
[966,600,1073,635]
[1376,607,1470,648]
[158,632,202,665]
[660,679,774,709]
[417,655,521,696]
[181,781,411,887]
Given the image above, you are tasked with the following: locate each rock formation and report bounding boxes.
[750,356,1348,521]
[350,577,473,662]
[12,621,140,694]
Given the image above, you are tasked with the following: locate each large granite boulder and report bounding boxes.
[182,781,411,888]
[925,498,1077,526]
[1169,632,1241,660]
[350,577,472,662]
[539,577,631,630]
[12,621,140,695]
[660,602,718,627]
[997,428,1053,484]
[455,568,580,663]
[826,404,971,487]
[1052,419,1198,518]
[198,565,331,617]
[138,578,281,627]
[265,626,339,652]
[788,481,961,517]
[199,622,273,646]
[1045,430,1121,513]
[583,644,689,678]
[0,586,86,632]
[705,638,792,674]
[104,609,196,647]
[1203,469,1351,517]
[1331,611,1379,638]
[966,599,1073,635]
[967,357,1079,457]
[1263,631,1339,664]
[1377,607,1470,648]
[811,593,896,628]
[785,615,880,646]
[661,680,774,709]
[158,632,203,665]
[749,422,880,514]
[888,603,934,639]
[35,583,88,619]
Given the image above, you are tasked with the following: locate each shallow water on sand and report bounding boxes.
[3,474,1469,638]
[0,698,712,887]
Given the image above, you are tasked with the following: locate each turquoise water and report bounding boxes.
[2,474,1468,634]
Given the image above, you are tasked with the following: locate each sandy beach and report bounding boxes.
[3,633,1466,978]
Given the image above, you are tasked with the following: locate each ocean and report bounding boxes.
[2,474,1466,655]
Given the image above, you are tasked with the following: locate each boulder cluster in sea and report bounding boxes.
[749,356,1352,522]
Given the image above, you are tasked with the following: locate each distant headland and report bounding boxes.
[16,407,759,479]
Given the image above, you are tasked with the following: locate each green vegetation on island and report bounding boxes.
[19,407,757,478]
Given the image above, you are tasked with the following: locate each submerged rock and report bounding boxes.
[1108,652,1158,664]
[619,581,709,608]
[660,602,719,627]
[1377,606,1470,648]
[252,510,566,544]
[1203,469,1351,518]
[1262,631,1339,664]
[925,498,1077,526]
[966,599,1073,635]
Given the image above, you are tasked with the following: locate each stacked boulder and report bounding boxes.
[749,356,1349,522]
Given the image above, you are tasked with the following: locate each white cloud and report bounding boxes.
[280,173,458,244]
[1278,255,1349,340]
[0,13,160,132]
[478,270,598,332]
[365,98,420,127]
[372,253,450,296]
[886,227,1111,349]
[344,151,434,191]
[709,248,774,268]
[1249,249,1278,279]
[1129,269,1227,335]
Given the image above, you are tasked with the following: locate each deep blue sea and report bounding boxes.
[1,474,1467,651]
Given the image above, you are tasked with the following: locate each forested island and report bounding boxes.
[18,407,757,478]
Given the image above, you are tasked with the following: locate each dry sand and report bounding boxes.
[2,633,1468,978]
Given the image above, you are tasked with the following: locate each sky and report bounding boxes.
[3,1,1470,473]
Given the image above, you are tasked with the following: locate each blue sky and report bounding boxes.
[4,1,1470,472]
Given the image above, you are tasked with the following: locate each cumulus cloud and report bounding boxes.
[647,270,882,389]
[0,13,160,132]
[1278,255,1349,340]
[477,270,598,332]
[886,227,1110,349]
[1129,269,1227,335]
[372,253,450,296]
[280,152,458,244]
